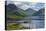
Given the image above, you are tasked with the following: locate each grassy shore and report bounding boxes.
[6,23,25,30]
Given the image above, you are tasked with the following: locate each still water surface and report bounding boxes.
[19,16,44,29]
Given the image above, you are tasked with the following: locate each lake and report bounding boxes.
[17,16,44,29]
[7,16,44,29]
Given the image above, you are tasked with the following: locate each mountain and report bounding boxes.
[7,4,17,10]
[25,8,36,16]
[32,8,45,16]
[6,3,27,18]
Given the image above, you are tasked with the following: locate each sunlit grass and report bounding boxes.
[7,15,24,20]
[7,23,25,30]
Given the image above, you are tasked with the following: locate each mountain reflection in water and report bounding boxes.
[17,16,44,29]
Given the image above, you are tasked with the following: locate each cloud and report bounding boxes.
[19,4,30,10]
[30,3,44,11]
[6,1,44,11]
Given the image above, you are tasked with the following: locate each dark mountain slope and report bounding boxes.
[25,8,36,16]
[6,3,27,19]
[32,8,45,16]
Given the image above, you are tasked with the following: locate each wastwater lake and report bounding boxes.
[7,16,44,29]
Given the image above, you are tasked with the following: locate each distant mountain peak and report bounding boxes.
[25,8,36,16]
[7,4,18,10]
[32,8,45,16]
[26,8,35,11]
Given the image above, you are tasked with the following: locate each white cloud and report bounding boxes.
[14,2,22,5]
[6,1,44,11]
[19,4,30,10]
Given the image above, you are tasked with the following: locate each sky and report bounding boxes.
[6,0,44,11]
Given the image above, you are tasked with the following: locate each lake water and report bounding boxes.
[16,16,44,29]
[7,16,44,29]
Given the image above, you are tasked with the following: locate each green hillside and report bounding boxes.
[6,4,27,19]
